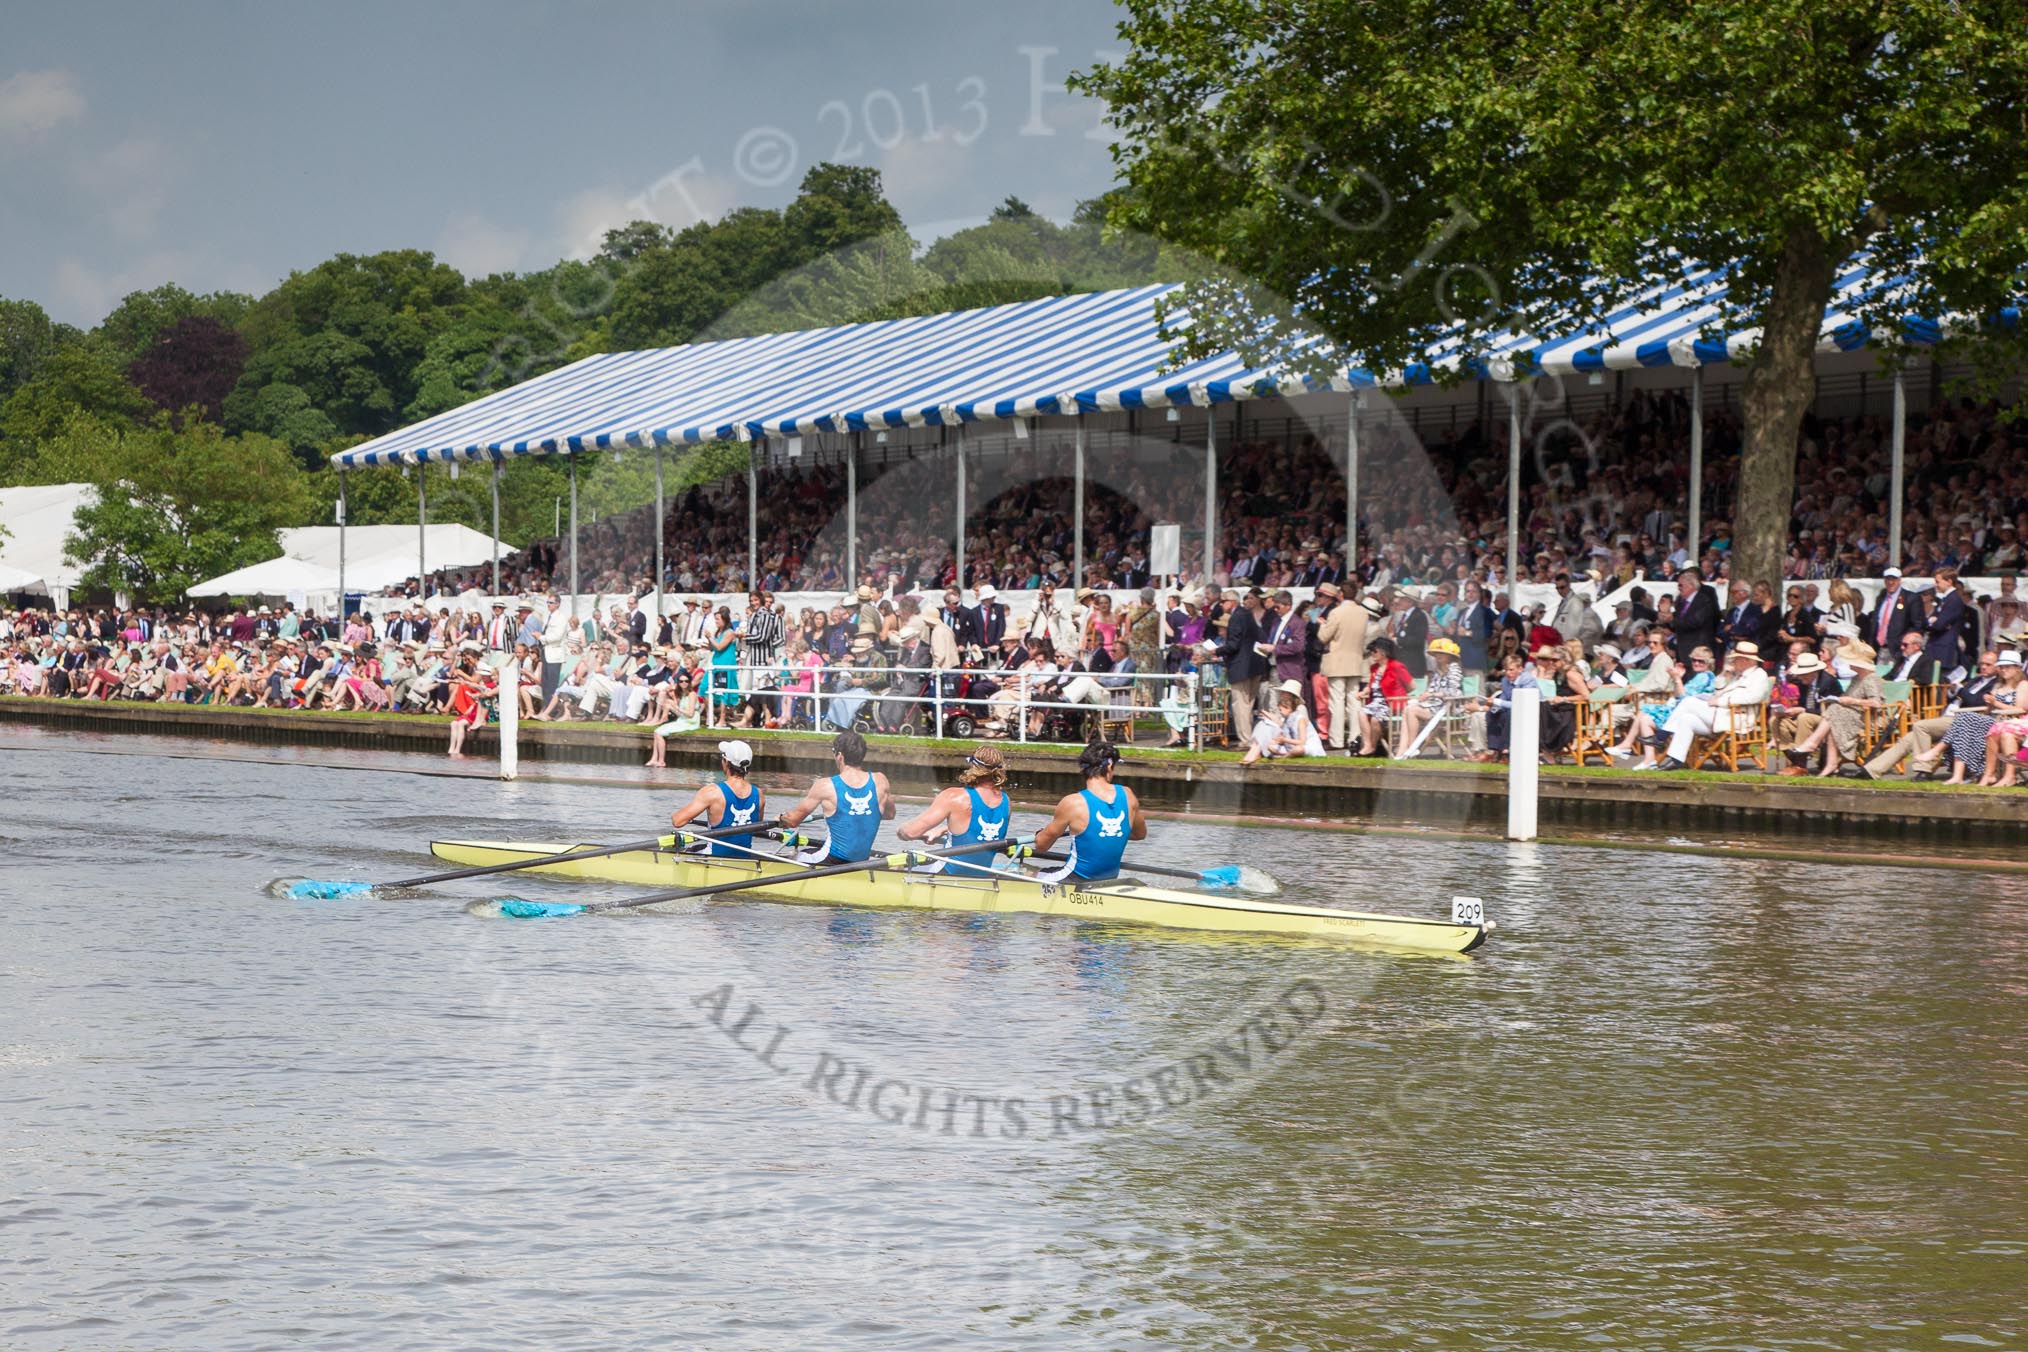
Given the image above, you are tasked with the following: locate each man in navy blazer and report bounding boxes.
[1867,568,1925,652]
[1921,568,1969,676]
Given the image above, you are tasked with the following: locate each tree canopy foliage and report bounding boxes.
[1075,0,2028,587]
[0,163,1189,595]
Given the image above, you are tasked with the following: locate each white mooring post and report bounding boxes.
[1507,684,1539,841]
[497,655,519,781]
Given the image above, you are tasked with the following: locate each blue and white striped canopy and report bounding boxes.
[331,263,1954,468]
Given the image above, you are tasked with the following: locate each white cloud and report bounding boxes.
[0,69,85,143]
[49,251,269,327]
[436,212,528,277]
[72,136,177,241]
[552,163,745,261]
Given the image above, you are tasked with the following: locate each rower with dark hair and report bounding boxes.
[897,742,1012,870]
[668,739,766,856]
[779,728,896,864]
[1032,739,1146,882]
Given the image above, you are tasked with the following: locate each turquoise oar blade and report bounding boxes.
[1196,866,1242,890]
[287,880,375,900]
[500,898,586,919]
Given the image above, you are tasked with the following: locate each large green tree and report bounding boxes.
[63,416,315,602]
[1076,0,2028,586]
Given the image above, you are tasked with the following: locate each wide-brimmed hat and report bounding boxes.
[1998,651,2023,667]
[1428,637,1460,657]
[1595,642,1622,661]
[515,598,535,611]
[1729,641,1761,660]
[459,639,483,654]
[856,585,877,601]
[1531,645,1563,661]
[1316,581,1343,599]
[1789,652,1826,675]
[1276,678,1305,699]
[851,636,874,653]
[1075,587,1096,601]
[1842,641,1877,666]
[1358,595,1387,618]
[977,584,997,600]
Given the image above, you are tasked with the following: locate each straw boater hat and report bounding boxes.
[1316,581,1343,599]
[1728,641,1761,661]
[1789,651,1826,676]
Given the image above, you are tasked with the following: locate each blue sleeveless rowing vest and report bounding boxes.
[827,773,881,862]
[953,785,1010,866]
[709,780,761,857]
[1069,785,1130,881]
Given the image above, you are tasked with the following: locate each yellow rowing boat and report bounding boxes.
[431,839,1492,954]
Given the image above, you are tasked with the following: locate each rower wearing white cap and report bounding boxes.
[669,740,766,857]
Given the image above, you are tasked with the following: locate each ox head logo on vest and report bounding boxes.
[1095,807,1126,838]
[843,789,874,816]
[729,804,757,826]
[977,818,1005,841]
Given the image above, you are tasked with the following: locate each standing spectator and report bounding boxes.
[539,595,572,701]
[1671,568,1719,660]
[740,591,784,695]
[1218,588,1271,734]
[1867,568,1923,652]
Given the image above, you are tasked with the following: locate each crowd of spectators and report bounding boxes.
[369,392,2026,610]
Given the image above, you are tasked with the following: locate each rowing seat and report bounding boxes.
[1688,699,1769,772]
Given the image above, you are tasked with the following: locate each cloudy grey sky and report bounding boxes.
[0,0,1126,326]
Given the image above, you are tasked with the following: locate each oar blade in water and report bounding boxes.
[499,898,586,919]
[286,880,375,900]
[1196,865,1279,895]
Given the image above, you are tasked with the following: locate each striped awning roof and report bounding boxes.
[331,262,1964,468]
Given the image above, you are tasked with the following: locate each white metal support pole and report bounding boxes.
[497,652,518,781]
[567,453,580,605]
[1507,685,1540,840]
[847,432,858,586]
[1890,365,1907,570]
[1204,410,1218,586]
[418,466,428,598]
[1346,391,1361,581]
[1504,384,1522,592]
[1689,365,1705,561]
[1074,416,1086,588]
[653,444,665,624]
[337,469,348,620]
[490,460,502,596]
[955,424,967,590]
[747,450,758,589]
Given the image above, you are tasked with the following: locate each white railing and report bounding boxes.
[692,661,1205,749]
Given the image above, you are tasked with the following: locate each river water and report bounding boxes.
[3,728,2024,1349]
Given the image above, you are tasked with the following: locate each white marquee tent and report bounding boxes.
[186,556,343,605]
[275,524,510,595]
[0,483,96,611]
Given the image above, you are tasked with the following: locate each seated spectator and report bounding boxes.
[1242,679,1324,764]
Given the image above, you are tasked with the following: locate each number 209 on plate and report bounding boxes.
[1451,895,1484,926]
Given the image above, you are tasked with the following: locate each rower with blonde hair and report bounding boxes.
[897,743,1013,869]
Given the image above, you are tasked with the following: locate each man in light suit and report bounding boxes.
[539,595,573,701]
[1316,585,1375,751]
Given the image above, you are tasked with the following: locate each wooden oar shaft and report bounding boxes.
[389,820,769,888]
[581,838,1012,915]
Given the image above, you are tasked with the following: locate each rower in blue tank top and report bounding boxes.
[897,743,1012,870]
[668,740,767,856]
[780,729,894,864]
[1034,739,1146,882]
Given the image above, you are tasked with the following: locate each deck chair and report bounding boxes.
[1195,683,1231,748]
[1688,699,1770,772]
[1866,679,1914,755]
[1098,683,1143,744]
[1574,686,1632,766]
